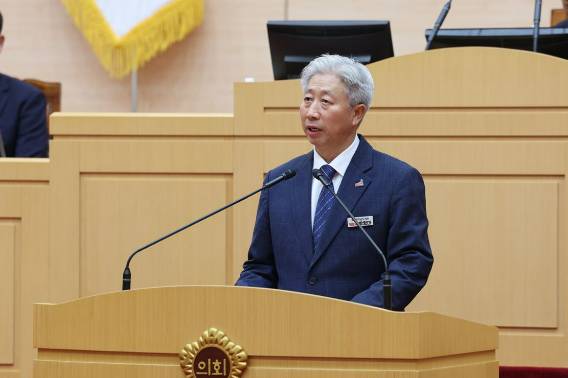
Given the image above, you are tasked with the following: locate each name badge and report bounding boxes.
[347,216,373,228]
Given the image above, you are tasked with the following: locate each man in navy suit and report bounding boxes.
[0,11,49,158]
[236,55,433,311]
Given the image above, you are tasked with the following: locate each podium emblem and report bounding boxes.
[180,328,248,378]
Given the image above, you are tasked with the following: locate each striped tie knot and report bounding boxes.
[320,164,336,184]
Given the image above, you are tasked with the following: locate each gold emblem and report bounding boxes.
[180,328,248,378]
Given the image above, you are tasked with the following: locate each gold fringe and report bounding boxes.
[61,0,204,78]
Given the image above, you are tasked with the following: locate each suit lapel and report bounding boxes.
[310,135,373,268]
[290,151,315,265]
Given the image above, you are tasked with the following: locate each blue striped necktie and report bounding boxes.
[313,165,336,255]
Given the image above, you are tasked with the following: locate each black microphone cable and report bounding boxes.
[312,168,392,310]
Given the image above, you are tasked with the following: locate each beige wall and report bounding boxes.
[0,0,561,113]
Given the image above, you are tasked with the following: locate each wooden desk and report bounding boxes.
[34,286,499,377]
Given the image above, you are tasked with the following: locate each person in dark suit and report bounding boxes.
[554,0,568,27]
[236,55,433,311]
[0,11,49,158]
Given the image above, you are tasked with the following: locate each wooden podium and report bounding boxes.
[34,286,498,377]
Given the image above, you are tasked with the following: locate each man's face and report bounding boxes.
[564,0,568,15]
[300,73,365,162]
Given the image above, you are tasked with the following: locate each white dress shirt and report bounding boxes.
[311,135,360,229]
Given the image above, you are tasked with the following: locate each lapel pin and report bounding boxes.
[355,179,364,187]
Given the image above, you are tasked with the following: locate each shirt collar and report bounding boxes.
[312,134,360,177]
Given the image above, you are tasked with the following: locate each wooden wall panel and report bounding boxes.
[368,140,565,176]
[248,108,568,138]
[0,161,50,378]
[0,372,22,378]
[49,113,234,136]
[369,50,568,108]
[49,140,81,304]
[0,224,16,364]
[80,174,228,296]
[416,179,558,327]
[78,139,233,174]
[49,115,235,302]
[499,334,567,368]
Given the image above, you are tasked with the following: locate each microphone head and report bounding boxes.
[312,168,331,187]
[312,169,322,180]
[283,169,297,180]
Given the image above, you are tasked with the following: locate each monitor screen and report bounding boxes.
[268,21,395,80]
[425,28,568,60]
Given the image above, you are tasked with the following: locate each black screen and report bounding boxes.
[268,21,395,80]
[425,28,568,60]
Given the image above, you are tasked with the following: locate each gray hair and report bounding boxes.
[300,54,375,110]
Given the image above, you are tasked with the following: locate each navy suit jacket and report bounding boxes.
[236,135,433,310]
[0,74,49,157]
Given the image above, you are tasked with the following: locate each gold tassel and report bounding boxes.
[61,0,204,78]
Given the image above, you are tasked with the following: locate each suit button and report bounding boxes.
[309,276,317,285]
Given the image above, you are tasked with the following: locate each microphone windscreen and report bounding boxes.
[283,169,297,180]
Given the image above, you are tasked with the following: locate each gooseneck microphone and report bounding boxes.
[312,169,392,311]
[425,0,453,51]
[533,0,543,52]
[122,169,297,291]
